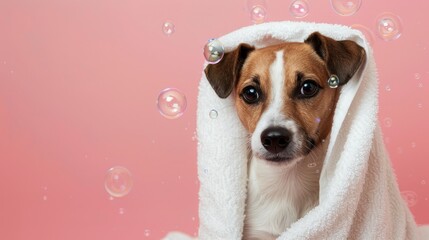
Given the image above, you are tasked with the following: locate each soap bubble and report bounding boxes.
[376,13,402,41]
[157,88,187,119]
[330,0,361,16]
[401,191,418,207]
[105,166,133,198]
[351,24,374,45]
[209,109,218,119]
[118,208,125,215]
[383,117,392,128]
[385,85,391,92]
[414,73,421,80]
[250,5,266,24]
[290,0,309,18]
[162,22,175,36]
[204,39,225,64]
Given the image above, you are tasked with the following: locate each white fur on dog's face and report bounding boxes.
[250,51,303,163]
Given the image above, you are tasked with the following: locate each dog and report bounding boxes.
[204,32,365,239]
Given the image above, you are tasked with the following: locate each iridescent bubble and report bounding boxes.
[401,191,418,207]
[157,88,187,119]
[162,22,175,36]
[203,39,225,64]
[376,13,402,41]
[383,117,392,128]
[330,0,361,16]
[250,5,267,24]
[385,85,391,92]
[118,208,125,215]
[415,73,421,80]
[105,166,133,198]
[290,0,309,18]
[209,109,218,119]
[351,24,374,45]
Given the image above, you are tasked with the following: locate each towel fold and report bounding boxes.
[164,21,427,240]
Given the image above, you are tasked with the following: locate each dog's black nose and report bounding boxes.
[260,127,291,154]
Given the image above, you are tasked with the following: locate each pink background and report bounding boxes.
[0,0,428,239]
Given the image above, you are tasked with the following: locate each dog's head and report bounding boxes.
[205,32,365,164]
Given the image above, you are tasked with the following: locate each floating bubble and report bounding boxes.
[203,39,225,64]
[330,0,361,16]
[105,166,133,198]
[250,5,266,24]
[415,73,421,80]
[162,22,175,36]
[411,142,416,148]
[417,103,423,109]
[157,88,187,119]
[144,229,151,237]
[209,109,218,119]
[376,13,402,41]
[421,180,427,185]
[401,191,418,207]
[290,0,309,18]
[383,117,392,128]
[118,208,125,215]
[315,117,321,123]
[351,24,374,45]
[385,85,391,92]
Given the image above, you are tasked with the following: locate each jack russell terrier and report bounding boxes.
[204,32,365,240]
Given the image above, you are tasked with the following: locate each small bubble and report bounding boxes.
[118,208,125,215]
[418,82,423,88]
[109,196,114,201]
[162,22,175,36]
[209,109,218,119]
[421,180,427,185]
[191,216,196,221]
[411,142,416,148]
[307,162,317,168]
[321,139,326,143]
[417,103,423,109]
[144,229,151,237]
[157,88,187,119]
[178,175,182,180]
[315,117,321,123]
[250,5,266,24]
[203,168,208,174]
[330,0,361,16]
[43,195,48,201]
[376,13,402,41]
[290,0,309,18]
[204,39,225,64]
[191,131,197,141]
[385,85,391,92]
[383,117,392,128]
[415,73,421,80]
[105,166,133,198]
[401,191,418,207]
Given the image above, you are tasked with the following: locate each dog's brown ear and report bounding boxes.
[304,32,366,85]
[204,43,255,98]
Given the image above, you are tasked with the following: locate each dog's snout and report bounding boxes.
[260,127,291,154]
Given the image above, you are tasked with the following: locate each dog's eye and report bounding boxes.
[241,86,260,104]
[300,80,319,98]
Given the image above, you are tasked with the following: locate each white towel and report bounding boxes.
[163,21,427,240]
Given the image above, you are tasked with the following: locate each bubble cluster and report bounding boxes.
[209,109,218,119]
[330,0,361,16]
[162,22,175,36]
[105,166,133,198]
[401,191,418,207]
[250,5,267,24]
[290,0,309,18]
[157,88,187,119]
[376,13,402,41]
[204,39,225,64]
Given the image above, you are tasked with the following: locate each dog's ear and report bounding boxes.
[204,43,255,98]
[304,32,366,86]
